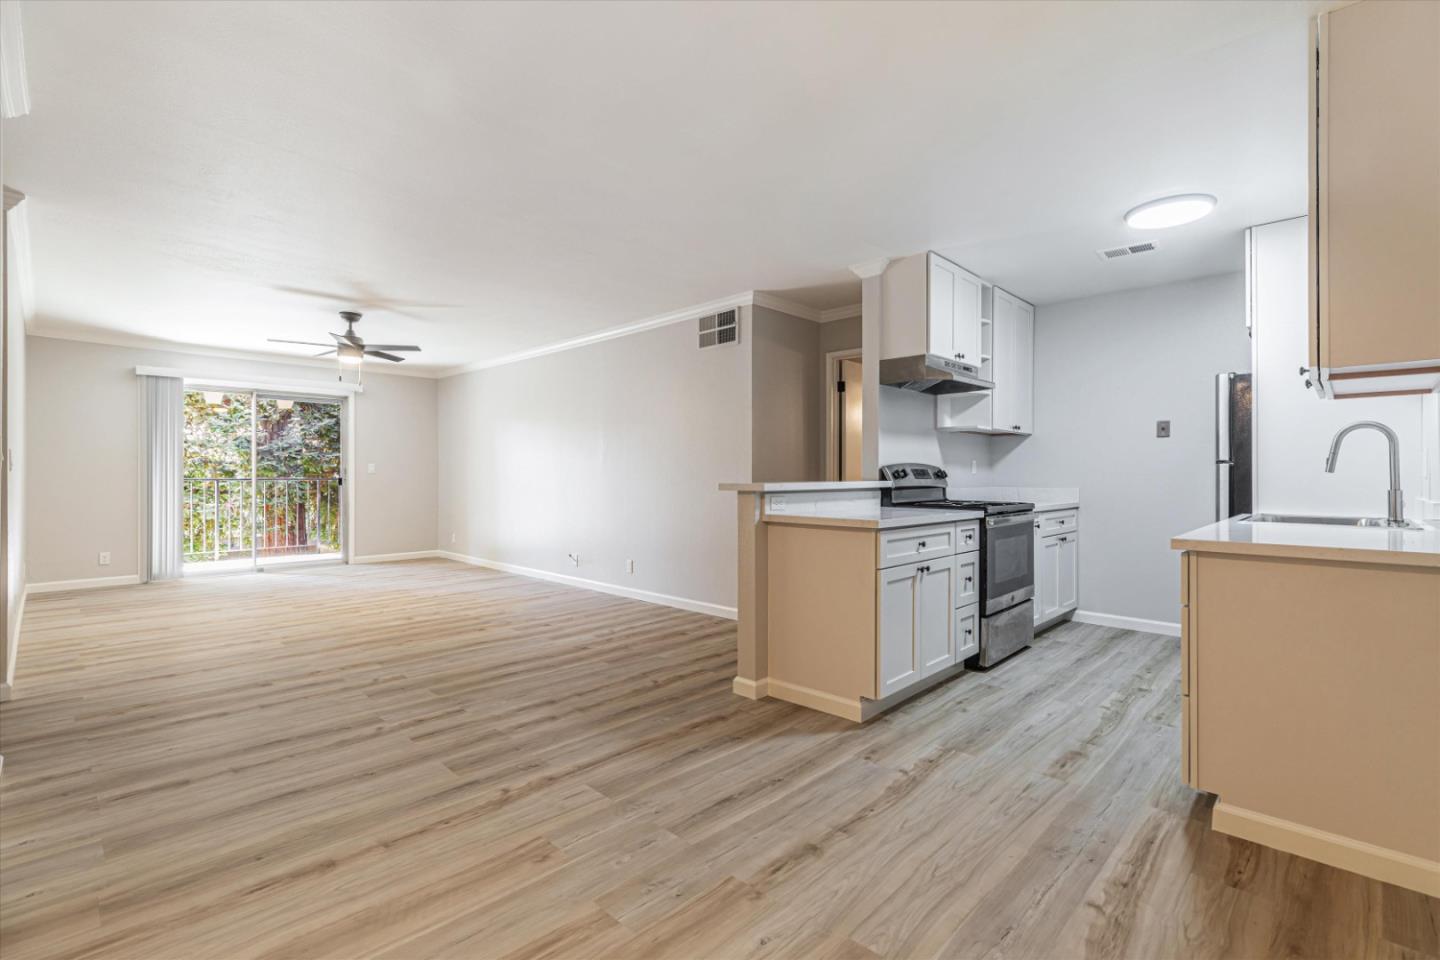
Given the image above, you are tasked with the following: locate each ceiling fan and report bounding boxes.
[268,311,422,366]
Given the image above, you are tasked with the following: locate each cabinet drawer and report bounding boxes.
[956,520,980,553]
[877,524,956,568]
[955,602,980,660]
[955,552,980,606]
[1039,509,1078,536]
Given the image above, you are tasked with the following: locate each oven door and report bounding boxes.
[983,513,1035,614]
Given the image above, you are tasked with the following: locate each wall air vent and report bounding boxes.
[698,308,740,349]
[1097,241,1159,261]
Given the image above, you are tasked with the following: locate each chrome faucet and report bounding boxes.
[1324,421,1405,526]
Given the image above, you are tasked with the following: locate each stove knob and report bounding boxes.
[893,468,908,479]
[935,468,948,479]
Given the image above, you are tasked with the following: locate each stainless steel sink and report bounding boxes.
[1241,513,1423,529]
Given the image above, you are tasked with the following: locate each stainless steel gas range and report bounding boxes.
[880,462,1035,667]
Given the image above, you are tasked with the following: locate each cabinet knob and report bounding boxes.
[957,353,966,359]
[1013,424,1022,430]
[917,541,927,548]
[964,576,973,583]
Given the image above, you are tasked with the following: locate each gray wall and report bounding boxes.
[751,305,821,483]
[436,313,751,611]
[25,336,438,584]
[988,272,1250,624]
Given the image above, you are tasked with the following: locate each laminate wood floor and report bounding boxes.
[1,559,1434,960]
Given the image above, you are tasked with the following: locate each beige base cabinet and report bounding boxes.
[1034,509,1079,629]
[1309,0,1440,396]
[1177,547,1440,896]
[760,517,982,721]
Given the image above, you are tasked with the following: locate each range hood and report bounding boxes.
[879,354,994,394]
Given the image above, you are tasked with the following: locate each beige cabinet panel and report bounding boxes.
[1313,0,1440,374]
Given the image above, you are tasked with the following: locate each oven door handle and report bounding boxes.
[986,513,1036,528]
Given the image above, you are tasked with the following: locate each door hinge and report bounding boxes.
[836,380,846,393]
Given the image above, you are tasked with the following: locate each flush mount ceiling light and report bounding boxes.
[1123,193,1217,230]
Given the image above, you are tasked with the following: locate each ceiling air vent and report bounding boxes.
[1097,241,1159,261]
[698,308,740,349]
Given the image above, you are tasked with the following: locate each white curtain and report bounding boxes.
[144,376,184,581]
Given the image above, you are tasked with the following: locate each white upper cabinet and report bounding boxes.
[881,252,984,365]
[937,285,1033,435]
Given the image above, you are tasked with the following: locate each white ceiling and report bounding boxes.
[4,0,1320,374]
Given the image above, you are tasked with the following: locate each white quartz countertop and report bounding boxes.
[765,506,984,530]
[719,480,891,493]
[1172,517,1440,569]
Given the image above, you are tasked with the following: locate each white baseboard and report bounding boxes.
[437,551,737,620]
[27,574,142,595]
[350,550,442,564]
[1212,801,1440,897]
[1072,609,1180,637]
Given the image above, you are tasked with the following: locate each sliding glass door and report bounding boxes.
[182,390,343,572]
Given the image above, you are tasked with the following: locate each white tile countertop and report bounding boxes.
[1172,516,1440,569]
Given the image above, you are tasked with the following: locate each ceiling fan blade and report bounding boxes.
[331,331,364,347]
[365,350,406,362]
[359,344,421,352]
[268,338,334,347]
[312,349,337,358]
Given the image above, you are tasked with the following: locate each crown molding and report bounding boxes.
[819,303,862,323]
[439,290,759,377]
[1,2,31,119]
[751,292,820,322]
[27,325,445,379]
[4,191,34,325]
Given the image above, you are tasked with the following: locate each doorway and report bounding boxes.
[183,389,344,573]
[825,349,864,481]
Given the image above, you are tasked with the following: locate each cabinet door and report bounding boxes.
[990,289,1013,430]
[927,255,957,361]
[1011,297,1034,433]
[952,266,984,367]
[1314,0,1440,371]
[1056,534,1078,611]
[1033,521,1045,625]
[877,563,922,697]
[955,603,980,660]
[917,556,956,677]
[1038,535,1061,623]
[955,552,980,607]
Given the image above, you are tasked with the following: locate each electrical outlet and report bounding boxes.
[450,532,457,544]
[971,459,977,475]
[98,551,111,566]
[626,559,635,574]
[1156,420,1171,438]
[367,463,376,474]
[769,495,788,514]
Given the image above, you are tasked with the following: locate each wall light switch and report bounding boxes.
[366,463,377,474]
[1156,420,1171,438]
[98,552,111,566]
[626,559,635,574]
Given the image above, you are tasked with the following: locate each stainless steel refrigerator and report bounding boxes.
[1215,372,1253,520]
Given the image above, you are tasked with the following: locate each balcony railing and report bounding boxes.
[184,477,341,564]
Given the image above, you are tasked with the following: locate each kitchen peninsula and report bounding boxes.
[721,475,1080,722]
[1171,517,1440,896]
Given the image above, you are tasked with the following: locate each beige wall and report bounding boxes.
[436,312,752,612]
[750,305,822,483]
[24,336,437,585]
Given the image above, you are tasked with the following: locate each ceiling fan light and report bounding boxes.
[1123,193,1217,230]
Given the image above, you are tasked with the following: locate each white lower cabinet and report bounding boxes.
[955,602,980,660]
[1034,510,1079,629]
[877,554,956,698]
